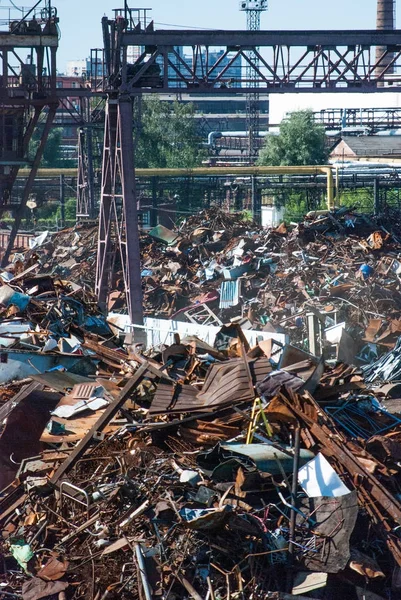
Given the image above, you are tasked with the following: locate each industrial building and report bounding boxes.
[330,135,401,163]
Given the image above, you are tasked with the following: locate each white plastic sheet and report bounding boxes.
[298,452,351,497]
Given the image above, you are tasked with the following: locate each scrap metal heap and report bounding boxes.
[2,319,401,598]
[1,212,401,598]
[3,209,401,597]
[12,206,401,360]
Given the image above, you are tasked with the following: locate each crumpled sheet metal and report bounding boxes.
[2,207,401,597]
[22,578,68,600]
[7,207,401,370]
[363,336,401,383]
[299,491,359,573]
[0,352,399,599]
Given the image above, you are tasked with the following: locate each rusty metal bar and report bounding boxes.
[50,362,149,485]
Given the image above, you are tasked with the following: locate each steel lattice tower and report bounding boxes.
[240,0,267,162]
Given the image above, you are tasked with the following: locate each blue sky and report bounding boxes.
[53,0,390,71]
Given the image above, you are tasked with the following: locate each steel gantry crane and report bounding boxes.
[94,15,401,330]
[239,0,267,163]
[0,0,59,265]
[5,2,401,330]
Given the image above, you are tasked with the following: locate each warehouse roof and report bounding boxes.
[331,135,401,157]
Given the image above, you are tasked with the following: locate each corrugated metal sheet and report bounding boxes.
[219,279,241,309]
[32,372,93,393]
[149,358,273,416]
[71,383,99,399]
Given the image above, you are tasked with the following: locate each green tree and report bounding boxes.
[29,127,65,168]
[258,109,328,166]
[43,128,62,167]
[64,197,77,221]
[135,96,204,169]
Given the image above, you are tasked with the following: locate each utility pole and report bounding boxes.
[239,0,267,164]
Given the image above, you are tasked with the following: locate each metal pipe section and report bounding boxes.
[19,166,335,210]
[207,130,268,147]
[287,427,301,591]
[133,167,334,210]
[134,544,153,600]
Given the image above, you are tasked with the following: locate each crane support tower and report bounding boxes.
[240,0,267,162]
[0,1,59,265]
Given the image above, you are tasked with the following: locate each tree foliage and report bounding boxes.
[64,197,77,220]
[258,110,328,166]
[135,96,205,169]
[29,127,74,168]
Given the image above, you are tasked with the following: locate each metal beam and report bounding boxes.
[101,28,401,94]
[121,29,401,47]
[0,33,58,48]
[50,362,149,485]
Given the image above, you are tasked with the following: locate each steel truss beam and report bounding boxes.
[93,21,401,327]
[113,29,401,94]
[95,96,143,325]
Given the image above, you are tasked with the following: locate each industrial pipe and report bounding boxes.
[207,130,268,147]
[20,165,335,210]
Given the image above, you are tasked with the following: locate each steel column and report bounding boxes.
[96,98,117,313]
[118,96,143,326]
[374,177,381,215]
[60,174,65,227]
[95,96,143,326]
[242,5,266,162]
[151,177,158,228]
[76,97,96,220]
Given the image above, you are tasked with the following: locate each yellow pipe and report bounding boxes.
[19,169,78,178]
[335,165,339,206]
[18,165,335,211]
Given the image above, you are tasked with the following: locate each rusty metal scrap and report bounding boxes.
[6,207,401,365]
[0,329,400,599]
[3,208,401,598]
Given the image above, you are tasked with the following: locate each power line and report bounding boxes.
[153,21,215,30]
[8,0,24,11]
